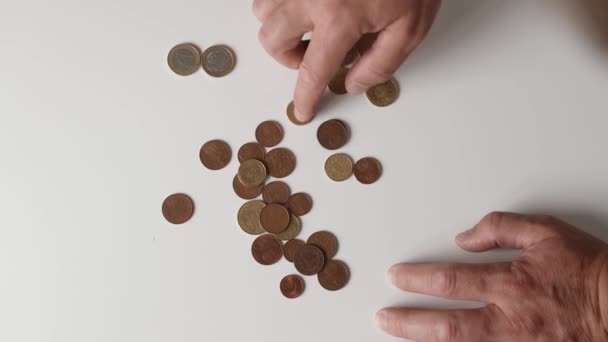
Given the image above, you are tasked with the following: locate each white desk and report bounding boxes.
[1,1,607,341]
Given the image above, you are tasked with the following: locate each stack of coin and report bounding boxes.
[168,43,236,77]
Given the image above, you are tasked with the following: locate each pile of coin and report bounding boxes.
[168,43,236,77]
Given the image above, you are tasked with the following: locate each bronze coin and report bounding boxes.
[318,260,350,291]
[201,44,236,77]
[325,153,354,181]
[287,192,312,216]
[259,203,291,234]
[274,215,301,241]
[199,139,231,170]
[366,78,399,107]
[232,174,263,200]
[283,239,305,263]
[307,231,339,260]
[167,43,201,76]
[162,193,194,224]
[264,148,296,178]
[294,244,326,276]
[353,157,382,184]
[328,67,349,95]
[342,47,360,67]
[262,181,291,205]
[317,119,349,150]
[251,234,283,265]
[237,142,266,163]
[286,100,312,126]
[255,120,284,147]
[280,274,305,299]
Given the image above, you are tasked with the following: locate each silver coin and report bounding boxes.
[167,43,201,76]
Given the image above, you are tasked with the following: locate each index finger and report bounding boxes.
[293,26,359,122]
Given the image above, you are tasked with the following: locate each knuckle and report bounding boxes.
[482,211,506,229]
[435,314,460,342]
[504,260,537,294]
[432,268,457,297]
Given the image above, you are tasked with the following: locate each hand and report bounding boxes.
[252,0,441,122]
[377,212,608,341]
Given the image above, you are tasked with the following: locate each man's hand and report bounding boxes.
[377,212,608,341]
[252,0,441,122]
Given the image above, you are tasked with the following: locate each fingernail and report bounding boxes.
[375,310,388,331]
[456,229,473,241]
[348,81,368,95]
[294,107,308,122]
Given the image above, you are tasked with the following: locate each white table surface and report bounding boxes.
[1,1,607,341]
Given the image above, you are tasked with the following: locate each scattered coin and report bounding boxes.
[342,47,360,67]
[274,215,301,241]
[201,44,236,77]
[262,181,291,205]
[255,120,284,147]
[260,203,291,234]
[317,119,349,150]
[237,200,266,235]
[366,78,399,107]
[264,148,296,178]
[283,239,305,263]
[167,43,201,76]
[287,192,312,216]
[325,153,354,181]
[318,260,350,291]
[238,142,266,163]
[251,234,283,265]
[328,67,349,95]
[294,244,326,276]
[307,231,339,260]
[353,157,382,184]
[200,139,232,170]
[162,193,194,224]
[286,100,312,126]
[355,32,379,55]
[280,274,305,299]
[232,174,263,200]
[238,159,267,187]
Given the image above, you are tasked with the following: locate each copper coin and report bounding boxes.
[162,193,194,224]
[255,120,284,147]
[280,274,305,299]
[328,67,349,95]
[287,192,312,216]
[283,239,305,263]
[307,231,339,260]
[353,157,382,184]
[167,43,201,76]
[264,148,296,178]
[274,215,301,241]
[259,203,291,234]
[286,100,312,126]
[238,142,266,163]
[199,139,231,170]
[201,44,236,77]
[318,260,350,291]
[262,181,291,205]
[294,244,326,276]
[251,234,283,265]
[366,78,399,107]
[317,119,349,150]
[232,174,263,200]
[342,47,360,67]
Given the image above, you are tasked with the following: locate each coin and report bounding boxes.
[307,231,339,260]
[232,174,263,200]
[355,32,379,55]
[251,234,283,265]
[318,260,350,291]
[201,44,236,77]
[200,139,232,170]
[259,203,291,234]
[255,120,284,147]
[283,239,305,263]
[238,142,266,163]
[317,119,349,150]
[167,43,201,76]
[294,244,326,276]
[237,200,266,235]
[280,274,305,299]
[342,47,360,67]
[328,67,349,95]
[325,153,353,181]
[286,100,312,125]
[287,192,312,216]
[238,159,267,187]
[162,193,194,224]
[366,78,399,107]
[262,181,291,205]
[353,157,382,184]
[274,215,301,241]
[264,148,296,178]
